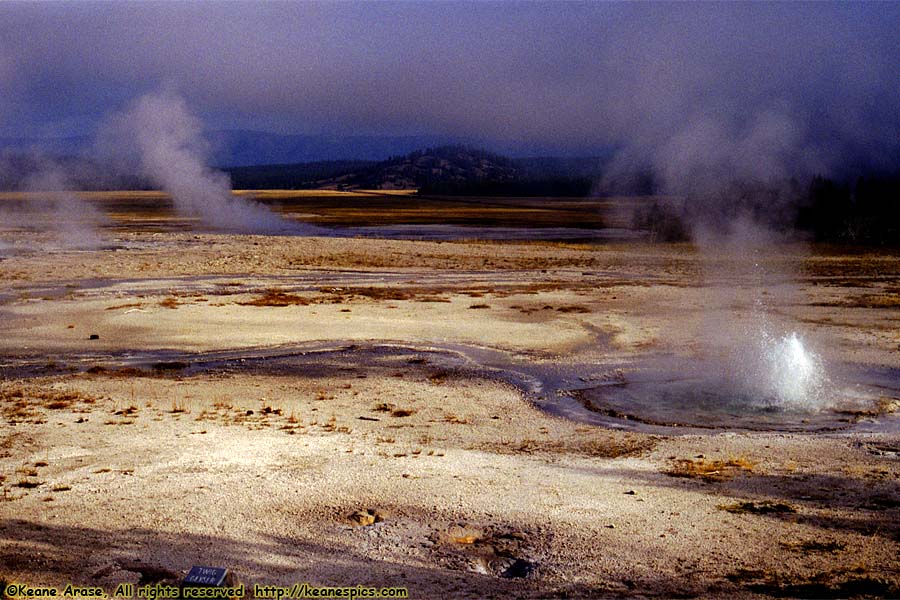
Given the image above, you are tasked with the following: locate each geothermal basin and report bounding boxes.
[1,192,899,598]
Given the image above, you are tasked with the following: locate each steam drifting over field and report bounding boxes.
[22,165,106,249]
[97,90,299,234]
[0,156,107,249]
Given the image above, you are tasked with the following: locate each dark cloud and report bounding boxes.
[1,1,898,173]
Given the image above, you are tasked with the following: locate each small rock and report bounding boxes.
[89,334,100,340]
[454,535,478,545]
[348,511,375,526]
[348,508,384,526]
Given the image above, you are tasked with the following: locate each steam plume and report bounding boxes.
[0,154,106,249]
[98,90,297,234]
[23,164,106,249]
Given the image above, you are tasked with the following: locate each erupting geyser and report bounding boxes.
[744,330,830,411]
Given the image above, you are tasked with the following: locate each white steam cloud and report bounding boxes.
[23,165,106,249]
[0,155,106,250]
[99,89,299,234]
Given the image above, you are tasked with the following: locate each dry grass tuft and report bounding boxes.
[44,400,71,410]
[86,366,148,377]
[239,289,310,307]
[339,287,414,301]
[780,540,846,553]
[428,371,451,385]
[719,500,796,514]
[2,384,98,421]
[813,292,900,309]
[556,305,591,314]
[158,297,181,309]
[666,456,757,482]
[390,408,417,418]
[15,480,43,489]
[106,302,144,311]
[444,413,469,424]
[483,434,656,459]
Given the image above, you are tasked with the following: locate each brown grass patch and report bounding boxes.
[106,302,144,311]
[238,289,310,307]
[15,480,43,489]
[665,456,756,482]
[719,500,796,514]
[390,408,417,418]
[812,292,900,309]
[556,305,591,313]
[44,400,71,410]
[428,371,451,385]
[780,540,845,553]
[336,287,413,301]
[443,413,469,424]
[2,384,98,420]
[158,297,181,309]
[418,295,451,303]
[484,434,656,459]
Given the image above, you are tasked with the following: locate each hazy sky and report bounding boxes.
[1,1,898,167]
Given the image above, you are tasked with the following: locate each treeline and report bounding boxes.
[0,152,152,191]
[797,175,900,245]
[633,175,900,245]
[419,177,593,197]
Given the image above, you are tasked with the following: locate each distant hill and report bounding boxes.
[226,146,601,196]
[334,146,519,191]
[226,145,515,190]
[223,160,377,190]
